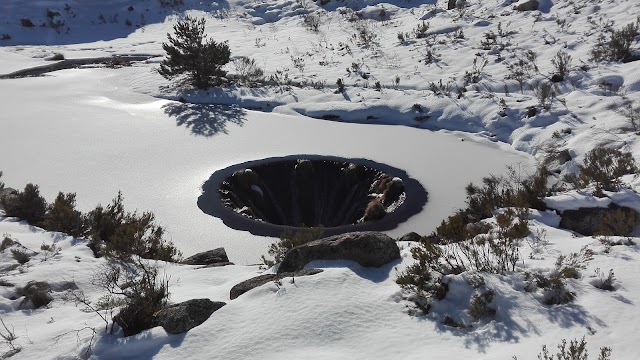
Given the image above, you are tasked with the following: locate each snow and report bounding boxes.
[1,0,640,358]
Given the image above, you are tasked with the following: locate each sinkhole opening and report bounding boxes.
[198,155,428,237]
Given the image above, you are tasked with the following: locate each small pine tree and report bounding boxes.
[158,15,231,89]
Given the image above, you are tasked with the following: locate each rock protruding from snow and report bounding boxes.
[229,269,323,300]
[277,232,400,274]
[18,281,53,309]
[181,247,233,267]
[557,204,640,236]
[0,187,18,211]
[397,232,422,242]
[515,0,539,11]
[155,299,226,334]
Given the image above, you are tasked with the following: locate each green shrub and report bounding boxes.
[1,183,48,225]
[84,192,126,256]
[398,209,528,314]
[578,148,637,194]
[262,227,324,267]
[41,192,84,237]
[526,246,594,305]
[84,192,181,262]
[468,290,495,322]
[462,166,548,223]
[535,337,611,360]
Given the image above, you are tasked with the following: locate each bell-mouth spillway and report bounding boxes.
[197,155,429,237]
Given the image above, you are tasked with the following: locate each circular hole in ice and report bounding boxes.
[198,155,428,237]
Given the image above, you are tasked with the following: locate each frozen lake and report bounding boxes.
[0,67,532,264]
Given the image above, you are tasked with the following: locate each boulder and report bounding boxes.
[557,203,640,236]
[181,248,232,266]
[155,298,226,334]
[447,0,457,10]
[229,268,323,300]
[18,281,53,309]
[363,199,386,222]
[398,232,422,242]
[515,0,539,11]
[277,231,400,273]
[0,187,18,212]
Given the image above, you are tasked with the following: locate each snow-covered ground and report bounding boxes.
[1,0,640,358]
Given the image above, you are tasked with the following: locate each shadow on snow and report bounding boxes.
[162,102,246,137]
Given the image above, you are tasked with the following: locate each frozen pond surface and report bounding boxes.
[0,68,532,264]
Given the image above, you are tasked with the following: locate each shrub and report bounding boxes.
[233,56,264,84]
[619,100,640,132]
[398,209,528,313]
[351,21,379,48]
[41,192,84,237]
[505,56,535,93]
[536,337,612,360]
[158,16,231,89]
[11,249,30,264]
[591,268,616,291]
[335,78,345,93]
[529,246,594,305]
[302,13,321,32]
[463,56,487,85]
[0,318,21,358]
[551,50,572,80]
[84,192,181,262]
[261,227,324,267]
[84,192,126,256]
[462,165,548,222]
[578,148,637,194]
[0,234,16,251]
[536,82,556,110]
[590,18,639,63]
[40,241,61,261]
[468,290,495,321]
[413,21,430,39]
[96,258,169,337]
[1,183,48,225]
